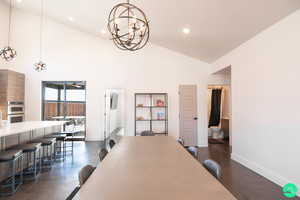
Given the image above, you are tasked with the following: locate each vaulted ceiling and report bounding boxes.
[3,0,300,63]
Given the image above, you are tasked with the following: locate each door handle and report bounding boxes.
[194,117,198,120]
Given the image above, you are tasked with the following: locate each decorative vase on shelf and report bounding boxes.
[156,99,165,107]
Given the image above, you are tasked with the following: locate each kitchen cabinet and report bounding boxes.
[0,70,25,119]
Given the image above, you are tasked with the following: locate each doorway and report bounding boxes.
[104,89,125,142]
[179,85,198,147]
[207,66,231,146]
[42,81,86,140]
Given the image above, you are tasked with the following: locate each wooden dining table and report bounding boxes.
[74,136,236,200]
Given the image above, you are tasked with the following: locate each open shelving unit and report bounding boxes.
[135,93,168,136]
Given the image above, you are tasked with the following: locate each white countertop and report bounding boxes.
[0,121,67,138]
[52,116,85,119]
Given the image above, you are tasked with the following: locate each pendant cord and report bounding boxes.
[39,0,44,61]
[127,0,130,27]
[8,0,12,46]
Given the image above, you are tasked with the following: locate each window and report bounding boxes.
[42,81,87,140]
[45,87,58,101]
[66,89,86,102]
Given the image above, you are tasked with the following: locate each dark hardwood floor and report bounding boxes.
[3,141,104,200]
[198,143,299,200]
[2,140,297,200]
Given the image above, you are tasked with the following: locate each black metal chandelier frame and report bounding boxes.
[107,0,150,51]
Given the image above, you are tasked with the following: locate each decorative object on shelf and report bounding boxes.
[107,0,150,51]
[0,0,17,62]
[137,104,144,107]
[156,99,165,107]
[156,112,165,120]
[136,116,145,120]
[34,0,46,72]
[135,93,168,136]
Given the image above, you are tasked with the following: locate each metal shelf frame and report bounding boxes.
[134,93,168,136]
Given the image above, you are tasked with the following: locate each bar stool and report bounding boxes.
[0,150,23,197]
[10,143,42,181]
[30,138,56,168]
[45,134,66,161]
[56,121,77,158]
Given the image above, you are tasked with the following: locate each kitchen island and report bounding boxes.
[0,121,66,150]
[0,121,67,183]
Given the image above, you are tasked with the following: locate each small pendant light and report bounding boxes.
[0,0,17,61]
[34,0,46,72]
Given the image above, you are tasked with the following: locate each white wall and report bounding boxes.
[0,3,210,146]
[212,9,300,193]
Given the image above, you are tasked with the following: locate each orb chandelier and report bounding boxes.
[0,46,16,61]
[34,0,46,72]
[34,61,46,72]
[107,0,150,51]
[0,0,17,61]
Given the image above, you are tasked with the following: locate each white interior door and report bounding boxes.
[179,85,198,146]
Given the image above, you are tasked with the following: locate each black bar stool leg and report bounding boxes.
[33,151,37,178]
[11,160,16,194]
[20,156,23,185]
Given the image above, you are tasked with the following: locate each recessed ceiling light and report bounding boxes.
[68,17,74,22]
[183,28,190,34]
[16,0,22,3]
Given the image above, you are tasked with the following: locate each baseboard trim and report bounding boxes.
[231,153,300,197]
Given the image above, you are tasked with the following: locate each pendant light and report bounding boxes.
[0,0,17,61]
[107,0,150,51]
[34,0,46,72]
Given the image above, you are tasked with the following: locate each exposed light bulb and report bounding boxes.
[16,0,22,3]
[139,24,146,34]
[114,18,121,24]
[140,25,145,31]
[129,28,134,35]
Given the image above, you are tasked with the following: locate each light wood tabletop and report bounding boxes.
[74,136,236,200]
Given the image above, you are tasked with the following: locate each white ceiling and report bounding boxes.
[3,0,300,63]
[213,66,231,75]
